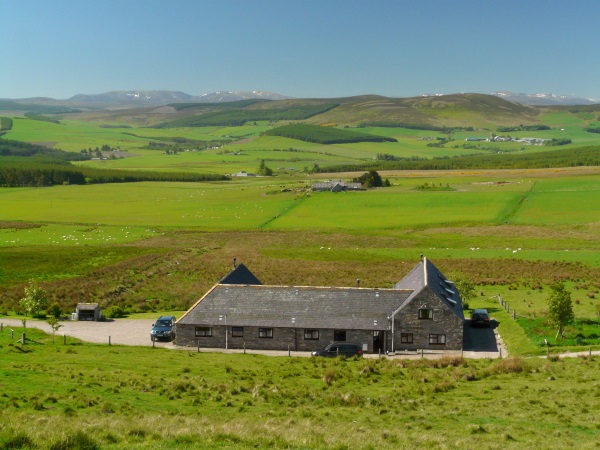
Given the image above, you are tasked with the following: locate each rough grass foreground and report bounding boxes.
[1,329,599,449]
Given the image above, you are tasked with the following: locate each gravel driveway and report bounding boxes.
[0,318,171,348]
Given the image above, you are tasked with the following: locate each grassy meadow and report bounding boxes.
[1,327,599,449]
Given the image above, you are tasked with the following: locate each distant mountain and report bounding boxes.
[1,90,291,110]
[491,91,595,106]
[196,90,291,102]
[68,90,195,106]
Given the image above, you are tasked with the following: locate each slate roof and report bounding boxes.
[393,258,464,319]
[178,285,412,330]
[219,263,262,285]
[178,258,463,330]
[76,303,100,311]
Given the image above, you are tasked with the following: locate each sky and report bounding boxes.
[1,0,598,100]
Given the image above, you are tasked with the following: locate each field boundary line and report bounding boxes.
[497,180,537,223]
[257,193,309,229]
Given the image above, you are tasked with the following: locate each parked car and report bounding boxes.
[150,315,176,341]
[311,342,363,358]
[470,309,491,327]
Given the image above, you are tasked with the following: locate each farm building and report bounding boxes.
[175,258,464,353]
[231,171,255,177]
[312,180,363,192]
[74,303,102,321]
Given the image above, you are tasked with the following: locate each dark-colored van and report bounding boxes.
[470,309,491,327]
[150,316,176,342]
[311,342,363,358]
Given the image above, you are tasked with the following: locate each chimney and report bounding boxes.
[233,257,237,268]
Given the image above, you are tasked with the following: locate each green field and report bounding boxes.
[4,106,600,177]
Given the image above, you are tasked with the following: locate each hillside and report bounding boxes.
[305,93,542,128]
[64,93,546,129]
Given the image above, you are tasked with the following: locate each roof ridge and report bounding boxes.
[217,284,414,292]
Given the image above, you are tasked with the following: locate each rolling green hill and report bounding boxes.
[2,93,599,176]
[62,93,546,129]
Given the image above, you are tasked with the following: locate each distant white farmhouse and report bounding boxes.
[231,171,255,177]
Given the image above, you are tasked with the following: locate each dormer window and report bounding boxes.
[418,308,433,320]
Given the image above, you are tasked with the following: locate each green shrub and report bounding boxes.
[104,305,126,319]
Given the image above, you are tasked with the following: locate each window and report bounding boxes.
[231,326,243,338]
[400,333,413,344]
[418,308,434,320]
[429,334,446,345]
[304,329,319,340]
[333,330,347,341]
[259,328,273,338]
[195,326,212,337]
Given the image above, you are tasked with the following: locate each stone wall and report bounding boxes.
[176,324,381,353]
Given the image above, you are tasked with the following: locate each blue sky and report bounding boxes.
[1,0,598,100]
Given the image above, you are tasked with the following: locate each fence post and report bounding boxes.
[1,323,3,332]
[421,348,424,359]
[197,340,200,353]
[63,334,66,345]
[22,332,26,344]
[288,345,291,357]
[513,310,516,320]
[243,342,246,354]
[590,347,592,356]
[108,336,111,346]
[11,329,14,338]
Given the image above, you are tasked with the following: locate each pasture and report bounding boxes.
[0,327,599,449]
[5,111,600,176]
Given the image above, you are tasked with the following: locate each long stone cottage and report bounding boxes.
[175,257,464,353]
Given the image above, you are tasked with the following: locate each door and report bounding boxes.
[373,331,383,353]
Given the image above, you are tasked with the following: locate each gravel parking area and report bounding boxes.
[0,318,171,348]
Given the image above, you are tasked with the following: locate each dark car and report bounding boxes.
[311,342,363,358]
[150,315,176,341]
[470,309,491,327]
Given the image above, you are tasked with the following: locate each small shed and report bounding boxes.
[75,303,102,321]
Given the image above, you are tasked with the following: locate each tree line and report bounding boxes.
[264,124,397,144]
[1,117,13,131]
[0,162,229,187]
[359,122,474,132]
[323,145,600,173]
[156,104,340,128]
[496,125,551,132]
